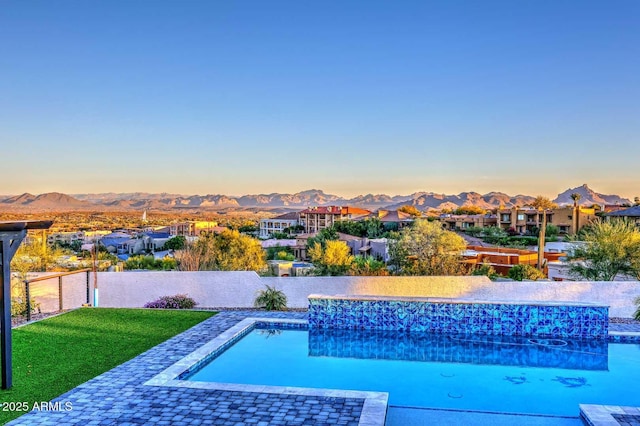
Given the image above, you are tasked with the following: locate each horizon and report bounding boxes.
[2,1,639,198]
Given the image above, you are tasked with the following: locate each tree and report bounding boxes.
[481,226,508,245]
[306,228,339,250]
[333,221,365,237]
[398,205,422,217]
[570,193,582,206]
[308,240,354,276]
[175,229,266,271]
[566,219,640,281]
[635,196,640,206]
[388,219,467,276]
[164,235,186,250]
[453,206,486,215]
[363,217,385,238]
[531,196,557,270]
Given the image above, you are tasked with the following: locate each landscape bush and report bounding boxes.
[144,294,197,309]
[125,255,176,271]
[481,227,509,245]
[471,262,500,280]
[254,285,287,311]
[507,264,546,281]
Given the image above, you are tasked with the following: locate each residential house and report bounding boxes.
[100,232,144,255]
[169,221,222,237]
[299,206,371,234]
[259,212,300,239]
[496,206,596,236]
[359,238,391,262]
[552,206,598,235]
[46,231,85,246]
[359,209,415,230]
[440,214,497,231]
[607,205,640,226]
[142,232,172,252]
[496,207,552,234]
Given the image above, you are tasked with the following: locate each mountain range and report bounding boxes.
[0,185,632,213]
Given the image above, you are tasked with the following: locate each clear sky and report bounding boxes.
[1,1,639,198]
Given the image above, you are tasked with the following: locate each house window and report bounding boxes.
[517,214,525,221]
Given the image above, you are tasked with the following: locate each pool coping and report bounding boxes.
[308,294,609,308]
[144,317,389,426]
[580,404,640,425]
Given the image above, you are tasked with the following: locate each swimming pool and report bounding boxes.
[182,322,640,417]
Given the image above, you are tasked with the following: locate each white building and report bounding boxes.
[259,212,300,239]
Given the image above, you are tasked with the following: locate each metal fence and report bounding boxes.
[19,269,92,321]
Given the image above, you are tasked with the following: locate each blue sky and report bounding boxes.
[1,1,639,198]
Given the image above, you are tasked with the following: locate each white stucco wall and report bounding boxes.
[19,271,640,317]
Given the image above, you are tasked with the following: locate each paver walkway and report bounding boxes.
[8,310,365,426]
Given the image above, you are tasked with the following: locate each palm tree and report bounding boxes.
[571,192,582,207]
[531,196,557,271]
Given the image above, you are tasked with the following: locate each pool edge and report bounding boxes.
[144,317,389,426]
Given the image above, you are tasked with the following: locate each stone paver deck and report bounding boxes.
[8,310,373,426]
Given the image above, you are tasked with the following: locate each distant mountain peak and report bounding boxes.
[554,185,630,206]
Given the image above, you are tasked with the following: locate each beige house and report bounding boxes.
[440,214,497,231]
[299,206,371,234]
[169,221,223,237]
[496,206,596,235]
[359,209,414,229]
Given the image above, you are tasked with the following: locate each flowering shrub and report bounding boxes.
[144,294,197,309]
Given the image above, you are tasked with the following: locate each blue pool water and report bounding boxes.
[185,327,640,417]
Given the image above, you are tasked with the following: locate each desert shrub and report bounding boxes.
[509,236,539,246]
[11,296,40,316]
[472,262,500,280]
[144,294,197,309]
[254,285,287,311]
[508,264,546,281]
[482,226,509,245]
[266,246,295,261]
[125,255,176,270]
[465,226,484,237]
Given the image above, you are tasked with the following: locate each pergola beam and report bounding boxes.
[0,221,52,389]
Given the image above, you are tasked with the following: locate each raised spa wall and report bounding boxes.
[308,295,609,340]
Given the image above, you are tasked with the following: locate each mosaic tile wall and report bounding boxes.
[308,297,609,339]
[308,328,608,370]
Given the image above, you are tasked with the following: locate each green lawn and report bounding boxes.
[0,308,216,425]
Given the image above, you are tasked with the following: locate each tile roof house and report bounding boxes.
[360,209,415,229]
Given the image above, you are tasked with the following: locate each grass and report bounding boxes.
[0,308,216,425]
